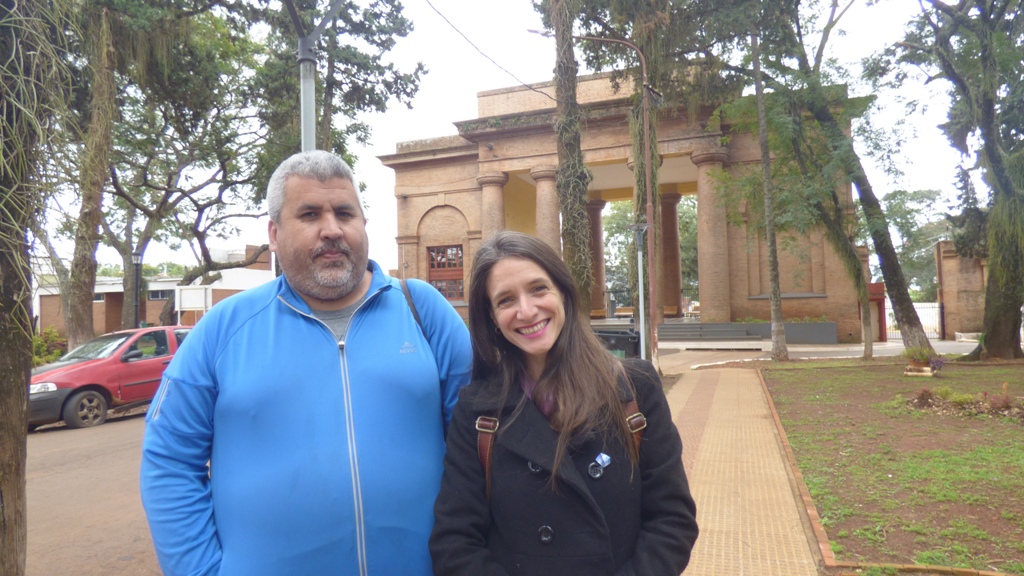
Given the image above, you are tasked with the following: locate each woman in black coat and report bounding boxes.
[430,231,699,576]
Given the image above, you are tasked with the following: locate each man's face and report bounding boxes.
[269,176,369,307]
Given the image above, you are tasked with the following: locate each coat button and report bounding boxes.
[527,461,543,473]
[588,462,604,478]
[538,525,554,544]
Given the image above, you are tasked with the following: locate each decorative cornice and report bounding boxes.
[476,172,509,187]
[530,165,558,181]
[690,146,730,166]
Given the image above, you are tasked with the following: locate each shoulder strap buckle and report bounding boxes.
[475,416,499,433]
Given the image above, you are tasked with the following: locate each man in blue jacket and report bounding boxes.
[140,150,473,575]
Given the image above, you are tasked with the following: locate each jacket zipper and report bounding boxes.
[277,284,388,576]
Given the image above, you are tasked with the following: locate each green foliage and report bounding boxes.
[878,395,915,417]
[914,549,953,567]
[949,393,977,408]
[603,195,697,298]
[945,167,988,259]
[603,200,637,295]
[901,346,935,363]
[247,0,424,206]
[97,263,123,277]
[33,327,68,366]
[853,522,888,544]
[876,189,944,300]
[872,1,1024,357]
[676,195,698,290]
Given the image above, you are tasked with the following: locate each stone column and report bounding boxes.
[660,192,682,316]
[477,172,508,239]
[586,199,607,312]
[691,146,731,322]
[531,166,560,254]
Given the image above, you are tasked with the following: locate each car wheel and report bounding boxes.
[63,390,108,428]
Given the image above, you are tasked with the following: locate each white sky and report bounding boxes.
[128,0,963,271]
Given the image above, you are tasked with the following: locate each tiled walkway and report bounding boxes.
[660,351,822,576]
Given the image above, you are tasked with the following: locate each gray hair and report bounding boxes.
[266,150,362,223]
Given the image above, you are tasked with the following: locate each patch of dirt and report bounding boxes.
[757,359,1024,575]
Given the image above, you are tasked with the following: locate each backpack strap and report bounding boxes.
[474,374,646,499]
[624,396,647,453]
[475,416,499,499]
[400,278,426,339]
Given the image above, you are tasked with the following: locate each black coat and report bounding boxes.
[430,358,699,576]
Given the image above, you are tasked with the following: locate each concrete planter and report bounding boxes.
[735,322,838,345]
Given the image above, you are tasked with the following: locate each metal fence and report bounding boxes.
[606,287,700,312]
[886,301,941,340]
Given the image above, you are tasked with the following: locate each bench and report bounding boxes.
[590,309,607,319]
[614,306,635,318]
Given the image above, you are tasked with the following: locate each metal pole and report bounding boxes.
[283,0,348,152]
[573,34,658,365]
[299,51,316,152]
[132,251,142,328]
[631,225,648,360]
[529,30,660,364]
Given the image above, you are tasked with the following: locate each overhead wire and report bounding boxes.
[421,0,559,104]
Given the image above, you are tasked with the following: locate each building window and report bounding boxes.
[149,290,172,301]
[92,293,105,302]
[427,245,464,300]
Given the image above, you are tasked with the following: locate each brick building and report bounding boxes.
[33,245,273,337]
[381,73,871,343]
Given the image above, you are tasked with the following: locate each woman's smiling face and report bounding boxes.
[486,256,565,380]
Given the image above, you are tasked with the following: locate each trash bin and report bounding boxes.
[594,329,640,358]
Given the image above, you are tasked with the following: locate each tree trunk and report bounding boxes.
[0,213,31,576]
[551,0,593,301]
[751,31,788,361]
[860,288,873,359]
[68,8,116,349]
[1,0,49,569]
[964,272,1024,360]
[803,97,932,351]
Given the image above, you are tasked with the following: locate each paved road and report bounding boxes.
[27,410,160,576]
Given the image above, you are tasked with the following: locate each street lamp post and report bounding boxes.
[132,250,142,328]
[627,224,649,360]
[570,34,659,366]
[527,29,660,365]
[282,0,349,152]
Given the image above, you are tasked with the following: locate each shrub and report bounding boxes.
[33,327,67,367]
[989,383,1014,411]
[791,314,829,323]
[949,393,977,408]
[914,387,934,404]
[901,346,935,363]
[933,386,954,400]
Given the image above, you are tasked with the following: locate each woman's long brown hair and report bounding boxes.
[467,231,640,482]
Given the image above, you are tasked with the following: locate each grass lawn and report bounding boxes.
[760,357,1024,576]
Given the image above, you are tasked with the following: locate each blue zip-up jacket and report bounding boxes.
[140,261,472,576]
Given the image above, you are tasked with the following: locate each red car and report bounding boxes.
[29,326,190,429]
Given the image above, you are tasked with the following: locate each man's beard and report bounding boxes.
[292,239,368,302]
